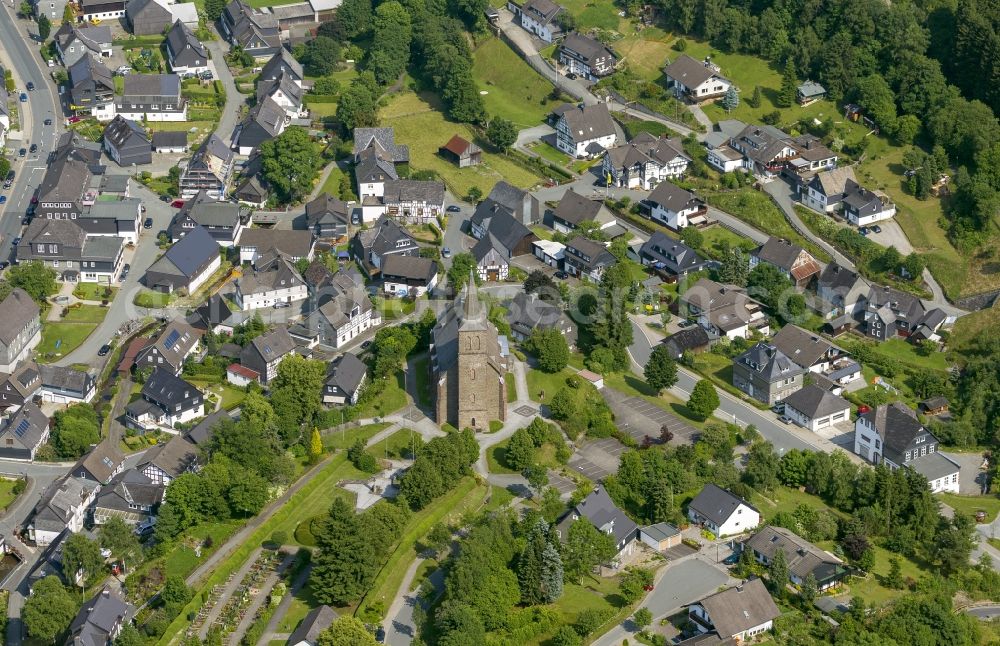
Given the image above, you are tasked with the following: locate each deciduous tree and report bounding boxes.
[486,117,517,153]
[644,345,678,393]
[22,576,75,642]
[260,127,321,204]
[317,616,379,646]
[529,328,570,373]
[686,379,719,421]
[62,534,104,587]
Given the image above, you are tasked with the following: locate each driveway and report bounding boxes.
[943,451,989,495]
[592,558,731,646]
[203,33,244,147]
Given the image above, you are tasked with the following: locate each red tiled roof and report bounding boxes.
[441,135,471,156]
[227,363,260,379]
[118,337,152,373]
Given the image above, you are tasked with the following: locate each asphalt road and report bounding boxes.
[54,181,183,367]
[593,558,730,646]
[629,319,817,454]
[0,7,61,263]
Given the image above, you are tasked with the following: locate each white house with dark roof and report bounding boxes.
[68,55,116,122]
[353,127,410,209]
[220,0,281,58]
[73,442,126,485]
[54,23,113,68]
[687,483,760,537]
[782,384,851,431]
[126,367,204,430]
[0,403,49,461]
[234,254,308,310]
[241,327,296,384]
[145,225,222,294]
[664,55,732,101]
[802,166,858,213]
[510,0,564,42]
[602,132,691,189]
[382,255,438,297]
[349,216,419,275]
[27,475,100,545]
[169,191,244,247]
[237,228,315,265]
[854,402,960,493]
[559,32,617,81]
[305,193,350,239]
[689,579,779,641]
[770,324,860,385]
[680,278,770,340]
[563,236,616,282]
[323,353,367,405]
[116,74,187,122]
[289,605,338,646]
[638,232,707,280]
[69,587,135,646]
[38,365,97,405]
[506,291,577,347]
[318,271,382,349]
[103,116,152,167]
[135,318,202,375]
[746,525,846,591]
[555,103,617,158]
[647,181,706,230]
[165,19,210,76]
[550,188,615,234]
[863,284,926,341]
[842,181,896,226]
[556,485,637,567]
[179,134,234,199]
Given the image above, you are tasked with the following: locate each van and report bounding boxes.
[134,518,157,537]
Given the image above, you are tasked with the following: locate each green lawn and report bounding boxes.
[134,289,176,308]
[705,190,830,262]
[855,141,973,300]
[526,141,572,166]
[375,428,423,460]
[163,519,244,579]
[73,283,117,301]
[355,370,408,418]
[37,321,100,362]
[359,478,488,619]
[950,306,1000,355]
[699,225,757,259]
[518,574,626,645]
[318,164,349,199]
[322,423,392,451]
[380,91,544,199]
[0,478,22,510]
[526,368,576,403]
[487,439,518,475]
[870,338,950,373]
[613,27,675,82]
[506,376,518,402]
[60,305,109,324]
[472,38,555,127]
[938,492,1000,523]
[413,357,432,408]
[188,379,247,411]
[815,541,928,606]
[558,0,624,30]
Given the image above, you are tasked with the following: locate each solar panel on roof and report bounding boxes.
[163,330,181,350]
[103,457,114,467]
[13,419,30,438]
[264,345,272,354]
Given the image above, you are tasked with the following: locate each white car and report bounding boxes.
[47,59,54,68]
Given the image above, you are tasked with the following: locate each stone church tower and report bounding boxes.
[431,275,507,430]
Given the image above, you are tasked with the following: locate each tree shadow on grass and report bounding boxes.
[669,402,704,424]
[623,374,657,397]
[604,592,628,609]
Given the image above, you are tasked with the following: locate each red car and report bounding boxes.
[67,116,82,124]
[171,199,185,208]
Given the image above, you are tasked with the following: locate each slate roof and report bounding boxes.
[798,81,826,97]
[553,188,603,226]
[352,127,409,162]
[606,134,690,172]
[241,95,287,139]
[141,318,201,370]
[382,179,446,205]
[562,485,637,547]
[697,579,779,638]
[177,191,243,228]
[648,181,702,213]
[238,228,314,259]
[31,475,100,532]
[152,131,188,150]
[639,232,706,275]
[246,327,297,365]
[861,402,931,459]
[39,365,95,396]
[818,263,861,293]
[664,54,727,88]
[94,468,164,514]
[195,294,235,330]
[753,237,820,281]
[303,260,337,290]
[237,255,305,296]
[867,284,925,322]
[0,289,39,347]
[565,236,615,272]
[782,384,850,419]
[559,102,616,142]
[187,409,228,447]
[842,180,893,216]
[735,343,803,383]
[661,326,710,357]
[139,367,201,409]
[260,47,303,81]
[138,434,199,479]
[69,54,114,94]
[0,402,48,452]
[909,451,961,481]
[747,525,845,583]
[288,605,338,646]
[522,0,562,23]
[151,225,219,279]
[122,73,182,99]
[769,325,837,369]
[305,193,349,229]
[75,442,125,484]
[506,292,572,340]
[69,587,134,646]
[353,216,418,259]
[165,19,208,62]
[480,210,535,254]
[381,255,437,283]
[325,353,367,398]
[561,32,616,65]
[689,483,758,526]
[486,180,539,223]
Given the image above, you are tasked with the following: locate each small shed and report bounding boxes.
[825,313,853,336]
[578,369,604,389]
[797,81,826,105]
[919,396,949,416]
[640,522,681,551]
[227,363,260,387]
[439,135,483,168]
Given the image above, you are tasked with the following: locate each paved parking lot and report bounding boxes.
[547,471,577,497]
[568,438,627,481]
[603,387,699,445]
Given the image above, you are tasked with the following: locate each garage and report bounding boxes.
[783,384,852,433]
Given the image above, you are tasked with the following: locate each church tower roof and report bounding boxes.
[460,272,488,331]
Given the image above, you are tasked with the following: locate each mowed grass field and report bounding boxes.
[472,38,554,127]
[380,92,543,197]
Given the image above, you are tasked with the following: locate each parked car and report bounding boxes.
[859,227,869,236]
[554,270,569,279]
[159,195,170,203]
[144,217,153,229]
[11,238,20,246]
[18,93,26,103]
[171,199,185,208]
[778,414,793,424]
[273,301,290,309]
[441,246,451,258]
[121,263,130,278]
[361,340,372,350]
[28,144,36,154]
[47,59,55,68]
[0,263,8,271]
[445,205,461,213]
[43,118,51,126]
[871,224,882,233]
[67,116,82,124]
[98,344,111,357]
[3,180,11,190]
[0,196,6,204]
[26,82,34,91]
[17,148,25,157]
[21,216,30,225]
